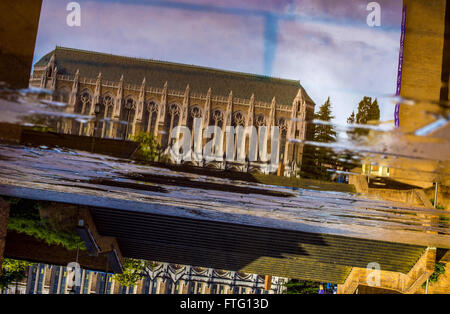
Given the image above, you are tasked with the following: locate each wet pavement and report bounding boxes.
[0,143,449,249]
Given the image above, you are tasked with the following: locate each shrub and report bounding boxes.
[113,258,150,287]
[0,258,35,289]
[422,262,446,289]
[283,279,320,294]
[132,132,162,162]
[6,198,84,250]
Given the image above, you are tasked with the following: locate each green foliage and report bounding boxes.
[314,97,336,143]
[113,258,151,287]
[430,199,446,210]
[355,97,380,124]
[348,96,380,138]
[0,258,35,289]
[422,262,446,288]
[7,198,84,250]
[300,97,337,181]
[283,279,320,294]
[132,132,162,162]
[8,217,84,250]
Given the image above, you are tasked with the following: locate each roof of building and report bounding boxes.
[35,46,315,106]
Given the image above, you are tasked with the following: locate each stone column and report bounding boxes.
[111,75,124,138]
[0,198,10,275]
[204,284,212,294]
[203,88,212,128]
[158,82,168,145]
[157,277,165,294]
[133,77,146,136]
[67,69,80,113]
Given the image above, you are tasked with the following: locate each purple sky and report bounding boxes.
[33,0,404,126]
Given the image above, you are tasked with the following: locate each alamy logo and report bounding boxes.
[66,262,82,290]
[366,2,381,27]
[66,2,81,27]
[169,118,280,172]
[366,262,381,287]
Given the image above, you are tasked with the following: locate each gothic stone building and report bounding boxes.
[30,47,315,176]
[2,262,287,294]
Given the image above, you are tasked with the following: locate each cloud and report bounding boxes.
[34,0,403,124]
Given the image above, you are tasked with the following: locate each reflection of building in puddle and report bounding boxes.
[29,47,316,177]
[0,262,287,294]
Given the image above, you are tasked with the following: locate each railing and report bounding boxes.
[168,89,185,97]
[148,86,163,94]
[47,73,295,112]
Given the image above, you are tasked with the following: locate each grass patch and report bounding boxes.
[422,262,446,289]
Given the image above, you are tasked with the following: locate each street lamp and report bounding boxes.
[90,103,102,153]
[93,103,101,138]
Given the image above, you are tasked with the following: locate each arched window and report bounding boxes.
[100,94,114,138]
[163,103,181,146]
[144,100,159,134]
[232,111,245,127]
[72,90,92,136]
[75,90,92,114]
[255,114,266,127]
[210,109,224,129]
[118,97,136,139]
[103,95,114,118]
[186,105,202,132]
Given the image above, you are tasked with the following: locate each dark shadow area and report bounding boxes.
[90,206,426,282]
[369,176,423,190]
[4,231,109,272]
[0,183,428,284]
[120,172,293,197]
[87,178,168,194]
[20,128,138,159]
[0,1,42,89]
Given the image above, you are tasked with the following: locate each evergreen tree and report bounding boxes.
[353,96,380,137]
[347,111,355,124]
[342,97,381,172]
[314,97,337,143]
[300,97,337,181]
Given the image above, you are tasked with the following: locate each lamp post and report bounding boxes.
[94,103,101,136]
[91,103,101,153]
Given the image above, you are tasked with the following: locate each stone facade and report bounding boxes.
[29,47,315,176]
[1,262,287,294]
[0,198,9,275]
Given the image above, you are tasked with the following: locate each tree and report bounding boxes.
[314,97,337,143]
[112,258,151,287]
[355,96,380,124]
[132,132,162,162]
[346,97,380,140]
[0,259,35,289]
[347,111,355,124]
[300,97,337,181]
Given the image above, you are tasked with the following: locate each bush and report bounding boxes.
[283,279,320,294]
[113,258,150,287]
[0,258,35,289]
[132,132,162,162]
[6,198,84,250]
[422,262,446,289]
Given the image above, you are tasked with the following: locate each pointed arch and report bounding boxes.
[142,99,160,135]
